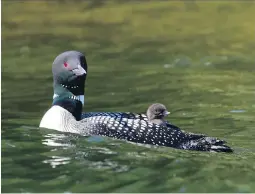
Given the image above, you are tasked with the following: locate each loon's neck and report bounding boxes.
[52,85,84,120]
[53,94,84,105]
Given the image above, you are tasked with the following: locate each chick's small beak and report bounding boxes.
[72,65,87,76]
[163,110,170,116]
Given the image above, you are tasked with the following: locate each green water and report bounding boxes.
[1,1,255,192]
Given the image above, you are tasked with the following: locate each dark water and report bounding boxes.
[2,1,255,193]
[2,64,255,192]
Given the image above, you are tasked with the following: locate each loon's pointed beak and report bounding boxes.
[163,110,170,116]
[72,65,87,76]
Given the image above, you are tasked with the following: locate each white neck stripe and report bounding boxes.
[53,94,84,105]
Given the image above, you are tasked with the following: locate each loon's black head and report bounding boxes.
[146,103,170,121]
[52,50,87,96]
[52,51,88,120]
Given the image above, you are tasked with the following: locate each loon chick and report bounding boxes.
[147,103,170,126]
[40,51,233,153]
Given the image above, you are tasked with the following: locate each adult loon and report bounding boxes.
[40,51,233,153]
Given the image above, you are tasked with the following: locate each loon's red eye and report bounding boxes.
[64,62,68,67]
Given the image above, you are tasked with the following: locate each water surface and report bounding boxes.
[2,1,255,192]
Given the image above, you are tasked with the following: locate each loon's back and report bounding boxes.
[81,112,233,152]
[40,106,233,152]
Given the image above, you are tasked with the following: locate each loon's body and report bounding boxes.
[41,105,228,152]
[40,51,233,153]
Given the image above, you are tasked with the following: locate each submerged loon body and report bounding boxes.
[40,51,233,153]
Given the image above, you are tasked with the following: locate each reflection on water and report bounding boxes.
[229,109,247,113]
[88,159,129,172]
[41,132,129,171]
[43,156,71,169]
[42,133,74,147]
